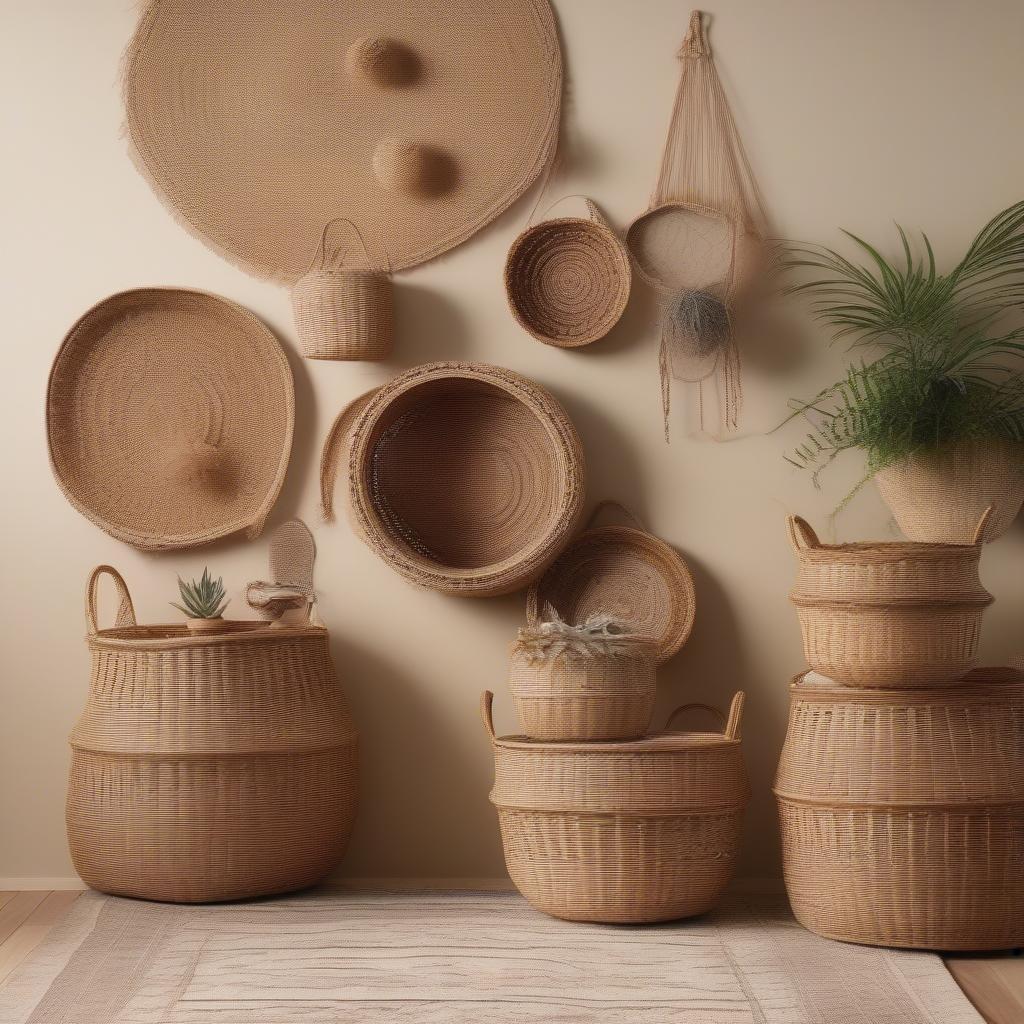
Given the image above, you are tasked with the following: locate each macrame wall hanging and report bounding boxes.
[626,10,768,440]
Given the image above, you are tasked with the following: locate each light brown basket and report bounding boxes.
[347,362,585,597]
[505,197,631,348]
[508,631,656,741]
[291,219,393,361]
[787,512,992,686]
[484,690,748,923]
[67,566,358,903]
[527,501,695,663]
[775,671,1024,950]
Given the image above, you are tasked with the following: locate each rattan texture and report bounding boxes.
[347,362,585,597]
[508,636,656,741]
[875,439,1024,544]
[122,0,561,282]
[483,690,748,923]
[504,198,631,348]
[527,502,695,663]
[787,513,992,687]
[68,566,358,903]
[775,671,1024,950]
[46,289,293,551]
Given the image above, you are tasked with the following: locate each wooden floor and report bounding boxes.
[0,890,1022,1023]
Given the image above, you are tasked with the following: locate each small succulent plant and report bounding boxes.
[171,568,229,620]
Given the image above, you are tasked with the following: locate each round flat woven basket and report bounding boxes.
[46,289,293,550]
[527,502,695,663]
[123,0,562,282]
[347,362,585,597]
[505,197,631,348]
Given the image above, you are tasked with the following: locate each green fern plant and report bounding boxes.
[782,201,1024,508]
[171,568,229,619]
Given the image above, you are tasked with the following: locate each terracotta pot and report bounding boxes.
[874,439,1024,543]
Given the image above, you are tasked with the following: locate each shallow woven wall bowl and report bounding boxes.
[348,362,585,596]
[505,200,631,348]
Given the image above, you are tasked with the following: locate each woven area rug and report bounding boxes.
[0,891,982,1023]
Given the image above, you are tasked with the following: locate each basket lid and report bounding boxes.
[526,502,695,663]
[47,289,293,550]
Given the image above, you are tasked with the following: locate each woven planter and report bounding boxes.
[508,630,656,741]
[874,439,1024,544]
[348,362,585,596]
[775,671,1024,950]
[505,198,631,348]
[68,566,358,903]
[484,690,748,923]
[787,513,992,686]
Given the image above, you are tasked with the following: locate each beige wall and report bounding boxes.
[3,0,1024,885]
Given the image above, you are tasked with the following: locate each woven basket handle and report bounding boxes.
[971,505,994,546]
[786,515,820,552]
[532,194,606,229]
[666,692,744,740]
[85,565,136,636]
[587,499,645,530]
[319,388,381,521]
[310,218,389,273]
[480,690,496,742]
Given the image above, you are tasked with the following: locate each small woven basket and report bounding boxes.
[68,566,358,903]
[508,627,656,741]
[484,690,748,923]
[787,512,992,686]
[775,670,1024,950]
[291,219,393,361]
[505,197,631,348]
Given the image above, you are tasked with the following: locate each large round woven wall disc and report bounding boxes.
[123,0,562,282]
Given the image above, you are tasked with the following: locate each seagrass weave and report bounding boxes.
[67,566,358,903]
[527,502,695,663]
[483,690,748,923]
[504,198,631,348]
[122,0,561,282]
[347,362,585,597]
[46,289,294,550]
[787,513,992,686]
[775,671,1024,950]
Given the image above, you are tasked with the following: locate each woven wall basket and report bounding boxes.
[46,289,294,550]
[504,197,631,348]
[787,512,992,686]
[347,362,585,597]
[68,566,358,903]
[527,502,695,663]
[292,219,393,361]
[775,671,1024,950]
[122,0,561,283]
[483,690,748,923]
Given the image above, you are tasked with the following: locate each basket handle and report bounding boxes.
[319,387,381,521]
[666,692,745,740]
[786,515,820,552]
[480,690,496,742]
[531,194,606,229]
[587,499,645,530]
[85,565,136,636]
[971,505,994,546]
[308,218,389,273]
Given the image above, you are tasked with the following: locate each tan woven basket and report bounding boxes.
[508,631,656,741]
[347,362,585,596]
[526,502,695,663]
[484,689,748,923]
[67,566,358,903]
[787,512,992,686]
[505,197,631,348]
[775,670,1024,950]
[291,219,393,361]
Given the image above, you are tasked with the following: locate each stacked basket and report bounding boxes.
[776,509,1024,950]
[483,503,750,923]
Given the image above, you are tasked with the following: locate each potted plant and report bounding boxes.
[171,568,231,633]
[783,201,1024,542]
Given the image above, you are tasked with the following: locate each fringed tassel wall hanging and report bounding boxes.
[627,10,769,440]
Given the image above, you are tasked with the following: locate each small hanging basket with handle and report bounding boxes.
[504,196,632,348]
[291,218,393,361]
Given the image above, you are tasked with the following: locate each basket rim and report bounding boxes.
[347,360,584,592]
[491,729,739,752]
[793,540,985,559]
[87,621,328,651]
[789,594,994,610]
[788,668,1024,700]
